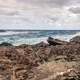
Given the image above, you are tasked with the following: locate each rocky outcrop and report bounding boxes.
[47,37,68,46]
[70,36,80,43]
[0,36,80,80]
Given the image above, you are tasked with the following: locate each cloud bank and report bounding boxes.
[0,0,80,29]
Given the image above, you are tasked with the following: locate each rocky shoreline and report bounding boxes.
[0,36,80,80]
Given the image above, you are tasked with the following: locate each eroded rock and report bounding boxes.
[0,36,80,80]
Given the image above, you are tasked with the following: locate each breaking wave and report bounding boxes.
[0,30,80,45]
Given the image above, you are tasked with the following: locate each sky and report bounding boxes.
[0,0,80,30]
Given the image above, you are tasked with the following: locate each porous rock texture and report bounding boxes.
[0,36,80,80]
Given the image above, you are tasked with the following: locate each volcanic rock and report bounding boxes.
[0,36,80,80]
[70,36,80,43]
[47,37,68,46]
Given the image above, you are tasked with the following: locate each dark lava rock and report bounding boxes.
[0,42,13,46]
[70,36,80,43]
[47,37,68,46]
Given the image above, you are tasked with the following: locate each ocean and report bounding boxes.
[0,30,80,45]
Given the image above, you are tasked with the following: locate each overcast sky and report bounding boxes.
[0,0,80,30]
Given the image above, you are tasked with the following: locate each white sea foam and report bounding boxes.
[51,32,80,42]
[0,30,80,46]
[13,37,48,46]
[0,31,28,36]
[13,33,80,46]
[71,32,80,37]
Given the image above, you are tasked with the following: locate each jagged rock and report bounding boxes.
[0,36,80,80]
[0,47,20,64]
[70,36,80,43]
[35,47,51,63]
[47,37,68,46]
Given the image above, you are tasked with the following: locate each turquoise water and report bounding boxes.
[0,30,80,45]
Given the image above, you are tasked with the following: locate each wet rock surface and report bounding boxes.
[47,37,68,46]
[0,36,80,80]
[70,36,80,43]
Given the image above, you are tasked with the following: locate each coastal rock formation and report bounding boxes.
[0,36,80,80]
[47,37,68,46]
[70,36,80,43]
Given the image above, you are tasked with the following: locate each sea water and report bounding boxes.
[0,30,80,45]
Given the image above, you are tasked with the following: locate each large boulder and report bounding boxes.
[47,37,68,46]
[70,36,80,43]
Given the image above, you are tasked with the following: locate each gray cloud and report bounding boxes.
[47,16,59,23]
[69,7,80,14]
[0,0,80,29]
[17,0,80,8]
[17,0,73,7]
